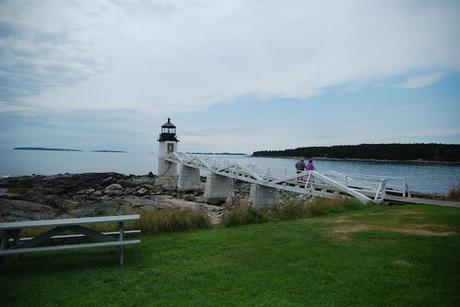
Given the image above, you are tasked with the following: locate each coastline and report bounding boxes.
[250,155,460,165]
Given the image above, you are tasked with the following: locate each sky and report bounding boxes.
[0,0,459,154]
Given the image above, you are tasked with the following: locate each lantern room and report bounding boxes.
[158,118,179,142]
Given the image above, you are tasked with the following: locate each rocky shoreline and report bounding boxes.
[0,172,258,224]
[2,172,445,224]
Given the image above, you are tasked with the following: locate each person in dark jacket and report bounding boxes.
[295,158,306,173]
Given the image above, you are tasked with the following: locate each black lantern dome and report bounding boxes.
[158,118,179,142]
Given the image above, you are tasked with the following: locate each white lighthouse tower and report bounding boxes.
[157,118,179,177]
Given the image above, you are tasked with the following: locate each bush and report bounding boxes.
[138,209,210,234]
[447,186,460,201]
[222,197,365,227]
[221,205,269,227]
[271,197,363,220]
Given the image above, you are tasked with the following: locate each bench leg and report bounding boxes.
[19,227,64,249]
[0,229,22,262]
[0,231,7,264]
[13,231,23,260]
[118,222,125,265]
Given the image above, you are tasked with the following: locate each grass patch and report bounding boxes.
[0,176,36,194]
[221,197,365,227]
[1,205,459,306]
[137,209,210,234]
[89,209,211,234]
[220,205,268,227]
[19,209,210,238]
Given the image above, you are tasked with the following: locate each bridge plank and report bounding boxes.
[384,195,460,208]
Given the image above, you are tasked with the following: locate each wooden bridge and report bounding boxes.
[164,152,450,207]
[165,152,460,208]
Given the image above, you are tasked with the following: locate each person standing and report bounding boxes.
[306,159,315,171]
[295,158,307,173]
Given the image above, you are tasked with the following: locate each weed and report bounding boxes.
[137,209,210,234]
[221,205,269,227]
[222,197,365,227]
[447,185,460,201]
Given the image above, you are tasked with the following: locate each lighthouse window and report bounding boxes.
[167,143,174,153]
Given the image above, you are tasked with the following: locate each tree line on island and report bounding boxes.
[14,147,127,153]
[252,143,460,162]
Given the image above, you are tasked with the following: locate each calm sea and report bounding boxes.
[1,150,459,194]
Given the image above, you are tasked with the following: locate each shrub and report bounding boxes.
[137,209,210,234]
[270,201,308,220]
[221,205,269,227]
[222,197,365,227]
[271,197,364,220]
[19,209,210,239]
[306,197,364,216]
[447,185,460,201]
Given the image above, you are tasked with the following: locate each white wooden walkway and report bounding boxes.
[167,153,460,208]
[166,153,397,204]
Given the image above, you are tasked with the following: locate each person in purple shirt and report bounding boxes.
[306,160,315,171]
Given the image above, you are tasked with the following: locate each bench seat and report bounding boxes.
[0,240,140,256]
[9,230,141,242]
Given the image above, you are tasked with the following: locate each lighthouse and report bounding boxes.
[157,118,179,177]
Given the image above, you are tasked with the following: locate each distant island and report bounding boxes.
[14,147,82,152]
[13,147,127,153]
[91,150,127,153]
[185,152,247,156]
[252,143,460,162]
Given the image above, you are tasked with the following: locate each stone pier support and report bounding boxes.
[158,157,177,178]
[204,173,234,204]
[250,184,278,208]
[178,164,201,191]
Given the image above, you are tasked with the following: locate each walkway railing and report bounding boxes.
[166,153,411,204]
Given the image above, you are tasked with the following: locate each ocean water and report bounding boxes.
[1,149,459,194]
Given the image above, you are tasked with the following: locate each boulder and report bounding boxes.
[182,194,196,202]
[93,190,104,196]
[105,183,123,191]
[225,196,234,207]
[70,206,96,217]
[0,199,57,222]
[122,197,154,207]
[57,199,80,211]
[194,196,205,203]
[141,184,156,190]
[102,176,114,184]
[136,187,148,196]
[105,190,125,196]
[95,200,120,215]
[154,177,177,190]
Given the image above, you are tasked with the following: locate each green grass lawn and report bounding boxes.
[1,204,460,306]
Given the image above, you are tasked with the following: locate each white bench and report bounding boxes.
[0,215,141,265]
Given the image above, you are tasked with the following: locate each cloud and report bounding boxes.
[0,0,459,113]
[399,72,443,89]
